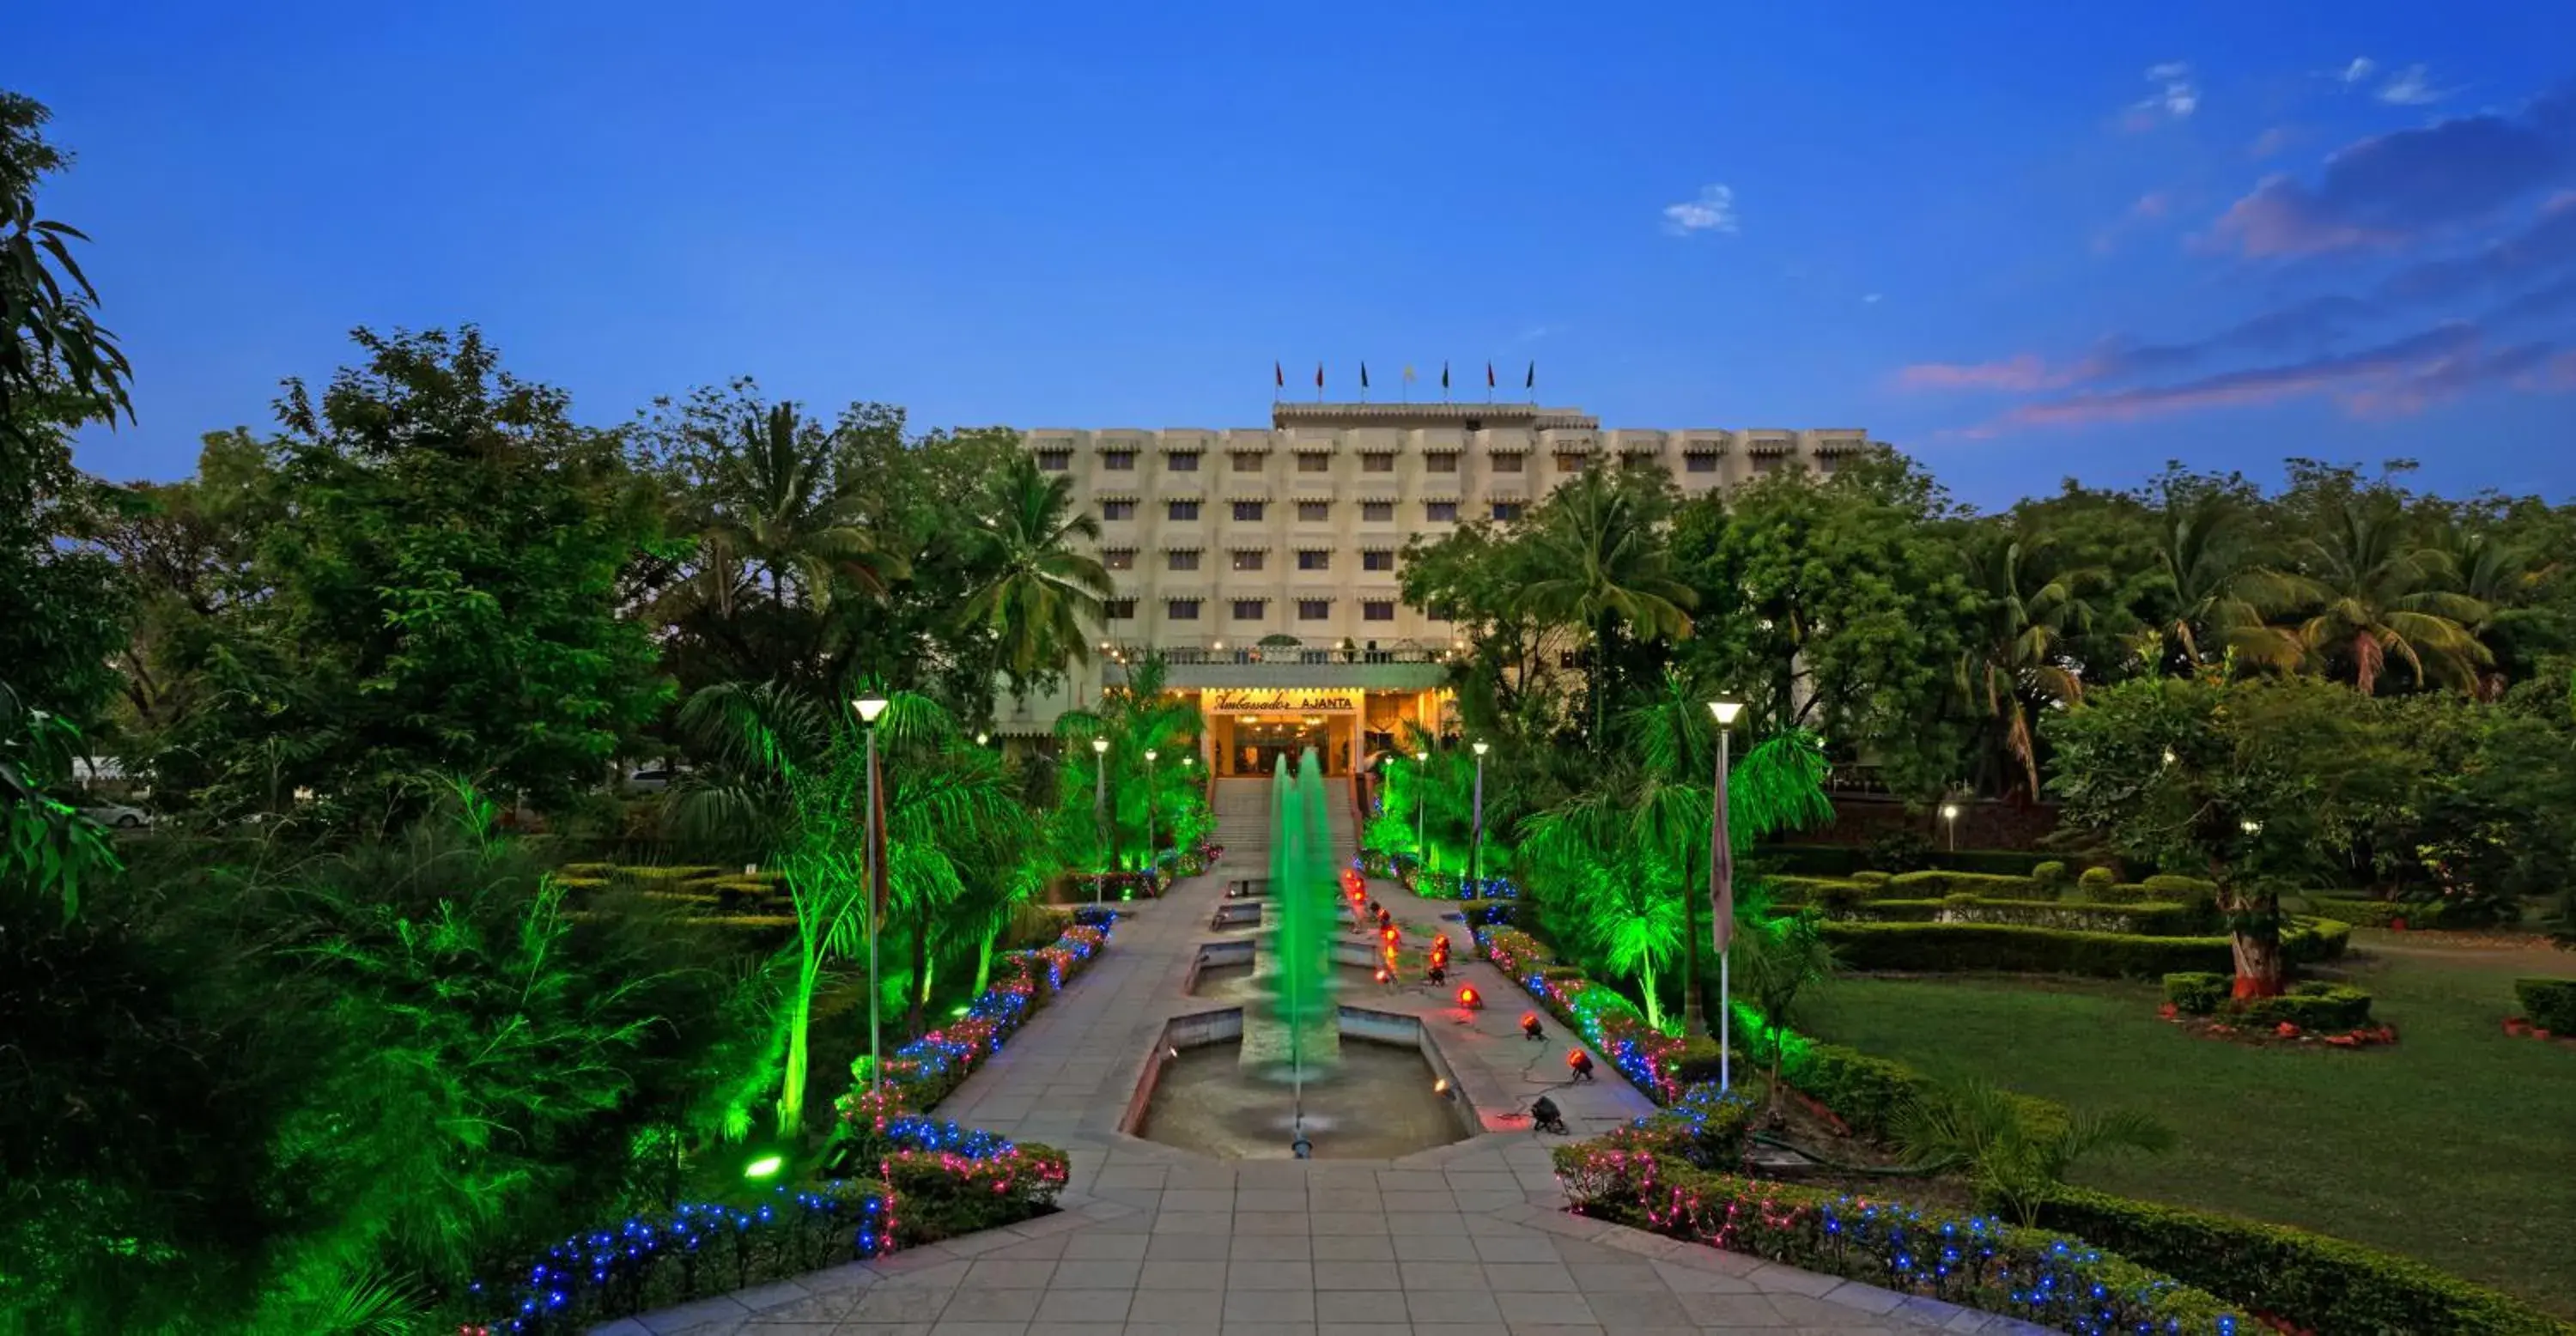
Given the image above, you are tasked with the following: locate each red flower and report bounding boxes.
[2275,1022,2301,1038]
[2157,1004,2178,1019]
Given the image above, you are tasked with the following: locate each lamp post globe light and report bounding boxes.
[1413,749,1430,875]
[1469,740,1491,892]
[853,695,891,1097]
[1706,700,1741,1091]
[1091,736,1111,904]
[1941,801,1961,852]
[1144,748,1160,890]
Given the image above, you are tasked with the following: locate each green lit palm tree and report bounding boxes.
[1521,470,1696,750]
[1054,654,1204,871]
[1959,533,2102,799]
[2275,496,2489,695]
[961,452,1115,706]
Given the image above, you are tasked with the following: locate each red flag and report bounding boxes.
[1315,362,1324,389]
[1526,361,1535,391]
[1485,361,1496,388]
[1274,361,1283,388]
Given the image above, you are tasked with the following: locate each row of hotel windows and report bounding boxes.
[1103,549,1396,572]
[1098,498,1522,523]
[1103,598,1399,622]
[1040,449,1726,477]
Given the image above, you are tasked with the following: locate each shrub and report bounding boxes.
[1819,920,2352,980]
[1849,870,1893,889]
[2232,982,2373,1031]
[2089,881,2152,904]
[1555,1146,2252,1333]
[2162,972,2231,1016]
[2038,1187,2576,1336]
[882,1134,1068,1241]
[1765,874,1856,906]
[2078,865,2117,895]
[2308,895,2491,931]
[1481,926,1683,1101]
[2514,978,2576,1033]
[1866,829,1937,873]
[2031,859,2069,890]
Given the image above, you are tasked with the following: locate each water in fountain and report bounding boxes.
[1238,748,1339,1084]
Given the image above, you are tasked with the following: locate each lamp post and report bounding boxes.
[1469,740,1491,892]
[854,694,891,1099]
[1144,748,1159,889]
[1941,801,1960,853]
[1091,736,1110,904]
[1707,700,1742,1093]
[1413,748,1430,874]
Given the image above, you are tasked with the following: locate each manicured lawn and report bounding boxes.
[1797,934,2576,1317]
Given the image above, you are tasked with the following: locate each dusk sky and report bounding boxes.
[24,0,2576,507]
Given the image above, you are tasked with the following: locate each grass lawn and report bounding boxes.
[1796,933,2576,1317]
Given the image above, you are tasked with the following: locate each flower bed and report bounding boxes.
[848,922,1111,1114]
[1836,896,2211,936]
[1479,926,1682,1102]
[1555,1135,2255,1335]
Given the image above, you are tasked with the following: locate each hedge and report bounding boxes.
[2516,978,2576,1033]
[1556,1142,2253,1333]
[2308,895,2494,931]
[1480,926,1682,1100]
[1763,846,2071,878]
[2163,974,2374,1030]
[1818,919,2351,980]
[1837,896,2208,936]
[2038,1187,2576,1336]
[1886,869,2039,898]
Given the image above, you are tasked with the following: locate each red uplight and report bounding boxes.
[1457,985,1481,1009]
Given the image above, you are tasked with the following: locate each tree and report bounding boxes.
[161,328,673,820]
[2274,478,2489,695]
[1520,467,1696,750]
[1731,903,1836,1122]
[0,89,130,434]
[1958,531,2102,799]
[2045,675,2420,994]
[1052,655,1206,871]
[958,452,1113,707]
[2134,472,2304,677]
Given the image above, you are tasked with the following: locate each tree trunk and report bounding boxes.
[973,928,997,998]
[1638,959,1663,1033]
[908,906,931,1035]
[2230,930,2285,998]
[1680,886,1705,1040]
[778,946,816,1136]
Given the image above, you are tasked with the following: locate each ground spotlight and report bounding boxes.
[1520,1012,1545,1041]
[1566,1049,1595,1082]
[1457,985,1482,1011]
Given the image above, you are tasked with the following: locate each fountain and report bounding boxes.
[1130,748,1476,1159]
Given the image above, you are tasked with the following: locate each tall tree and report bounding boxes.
[1520,468,1696,750]
[1958,531,2101,799]
[2275,489,2489,695]
[958,451,1113,707]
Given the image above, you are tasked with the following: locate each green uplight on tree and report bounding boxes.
[744,1154,785,1180]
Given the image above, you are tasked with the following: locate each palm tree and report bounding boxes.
[1054,655,1205,871]
[2275,495,2488,695]
[960,452,1115,707]
[698,401,908,612]
[2435,525,2550,699]
[1731,905,1836,1122]
[1959,533,2101,800]
[1521,471,1696,749]
[2145,488,2303,675]
[1893,1080,2174,1226]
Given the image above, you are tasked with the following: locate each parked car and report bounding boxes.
[621,763,690,794]
[79,801,151,829]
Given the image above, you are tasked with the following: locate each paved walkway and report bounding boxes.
[601,780,2043,1336]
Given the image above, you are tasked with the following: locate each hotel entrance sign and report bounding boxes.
[1207,687,1363,714]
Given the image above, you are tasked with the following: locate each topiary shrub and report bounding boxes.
[2077,865,2117,896]
[2162,972,2231,1016]
[1811,879,1873,915]
[2231,982,2372,1031]
[1850,870,1893,889]
[2514,978,2576,1033]
[2031,860,2069,891]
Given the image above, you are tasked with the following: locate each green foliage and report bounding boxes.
[2306,894,2491,930]
[2161,972,2231,1015]
[882,1141,1069,1241]
[1886,869,2037,897]
[1893,1079,2174,1226]
[1838,896,2209,936]
[2513,978,2576,1033]
[1817,918,2351,979]
[2079,865,2117,893]
[957,452,1113,703]
[2031,859,2069,890]
[2226,981,2374,1031]
[2038,1187,2576,1336]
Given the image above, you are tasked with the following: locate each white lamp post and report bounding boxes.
[1941,801,1961,853]
[1413,749,1430,874]
[1469,740,1491,890]
[853,694,890,1098]
[1144,748,1159,888]
[1707,701,1742,1092]
[1091,736,1111,903]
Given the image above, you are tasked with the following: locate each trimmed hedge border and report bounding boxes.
[1555,1130,2254,1333]
[2162,973,2374,1030]
[1817,919,2351,981]
[2516,978,2576,1034]
[1838,896,2210,936]
[2308,895,2494,931]
[2038,1187,2576,1336]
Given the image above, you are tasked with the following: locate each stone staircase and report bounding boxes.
[1211,778,1270,867]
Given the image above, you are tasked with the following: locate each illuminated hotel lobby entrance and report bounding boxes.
[1196,687,1446,778]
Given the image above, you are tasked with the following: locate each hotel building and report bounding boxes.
[1008,399,1881,776]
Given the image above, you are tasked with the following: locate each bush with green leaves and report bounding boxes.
[1893,1079,2174,1227]
[2512,978,2576,1033]
[1818,918,2350,979]
[2077,865,2117,895]
[2161,972,2231,1015]
[2030,859,2069,891]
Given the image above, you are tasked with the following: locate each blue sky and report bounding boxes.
[25,0,2576,507]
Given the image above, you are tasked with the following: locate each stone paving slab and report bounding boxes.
[598,780,2041,1335]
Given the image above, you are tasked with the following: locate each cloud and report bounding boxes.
[2342,341,2559,416]
[2378,64,2458,106]
[1893,355,2069,392]
[2080,295,2381,380]
[2207,86,2576,256]
[1996,324,2481,427]
[2248,126,2300,159]
[2338,58,2376,87]
[2378,191,2576,303]
[1662,185,1739,235]
[2093,191,2178,253]
[2123,62,2200,128]
[1862,293,1884,305]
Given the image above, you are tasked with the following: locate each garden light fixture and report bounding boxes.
[854,695,889,724]
[1709,699,1742,1090]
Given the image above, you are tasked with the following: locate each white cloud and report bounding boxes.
[2145,61,2191,82]
[1862,293,1884,305]
[2129,62,2198,124]
[1661,185,1739,236]
[2338,57,2375,87]
[2377,64,2456,105]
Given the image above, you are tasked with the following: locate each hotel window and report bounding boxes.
[1103,548,1136,571]
[1231,500,1265,521]
[1102,450,1137,471]
[1753,456,1783,476]
[1231,452,1264,472]
[1231,598,1267,622]
[1428,602,1459,622]
[1166,598,1201,622]
[1361,452,1395,473]
[1815,455,1839,474]
[1165,550,1200,572]
[1231,550,1266,572]
[1297,598,1331,621]
[1296,452,1330,473]
[1425,501,1460,522]
[1297,550,1330,571]
[1297,500,1330,521]
[1167,452,1200,472]
[1361,501,1394,522]
[1363,599,1395,622]
[1104,598,1137,620]
[1492,452,1524,473]
[1362,550,1394,572]
[1491,501,1523,521]
[1167,499,1200,521]
[1101,499,1136,520]
[1425,452,1459,473]
[1036,450,1071,472]
[1555,453,1586,472]
[1686,453,1718,474]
